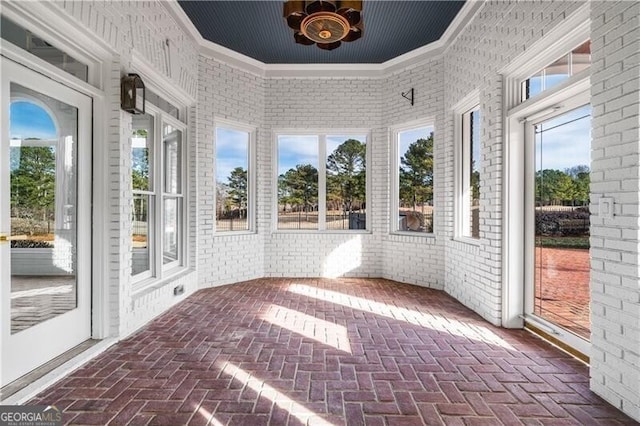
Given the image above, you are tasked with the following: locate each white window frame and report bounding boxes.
[0,3,108,91]
[131,114,156,282]
[214,117,257,234]
[500,3,590,332]
[390,119,436,236]
[132,102,188,290]
[454,92,481,242]
[273,129,371,233]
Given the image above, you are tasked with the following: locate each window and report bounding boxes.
[521,40,591,101]
[393,125,434,234]
[460,107,481,239]
[276,133,367,231]
[131,114,154,278]
[130,103,186,283]
[1,15,89,81]
[215,123,254,232]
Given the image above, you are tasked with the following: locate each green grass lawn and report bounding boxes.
[537,236,590,249]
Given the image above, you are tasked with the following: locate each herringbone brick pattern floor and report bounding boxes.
[30,278,637,425]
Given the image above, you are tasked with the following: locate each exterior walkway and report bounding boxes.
[535,248,590,339]
[30,278,637,425]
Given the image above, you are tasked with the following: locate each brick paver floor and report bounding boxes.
[30,278,637,425]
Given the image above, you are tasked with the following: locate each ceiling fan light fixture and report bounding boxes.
[301,12,349,44]
[317,41,341,50]
[283,0,363,50]
[294,31,315,45]
[283,0,305,17]
[305,0,337,15]
[342,25,362,42]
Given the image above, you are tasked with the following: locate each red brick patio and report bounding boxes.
[29,278,637,425]
[535,248,590,339]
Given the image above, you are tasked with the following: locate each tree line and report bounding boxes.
[218,136,438,219]
[536,165,590,206]
[10,145,56,222]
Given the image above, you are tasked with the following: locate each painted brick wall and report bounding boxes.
[197,57,266,287]
[49,0,200,337]
[263,77,384,278]
[589,1,640,420]
[55,0,198,98]
[381,58,446,289]
[22,2,640,421]
[442,0,584,325]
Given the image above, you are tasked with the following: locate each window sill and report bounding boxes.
[214,230,257,237]
[273,230,371,235]
[452,237,481,247]
[131,266,194,298]
[390,231,436,238]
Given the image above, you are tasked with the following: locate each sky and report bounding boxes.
[535,104,591,171]
[10,99,590,185]
[472,111,481,172]
[10,101,57,140]
[276,135,367,177]
[399,126,433,160]
[216,127,249,184]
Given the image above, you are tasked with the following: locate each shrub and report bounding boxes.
[10,239,53,248]
[535,209,590,236]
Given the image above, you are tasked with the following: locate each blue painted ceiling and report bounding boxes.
[178,1,466,64]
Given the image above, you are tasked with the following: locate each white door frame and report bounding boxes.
[0,57,92,386]
[503,74,591,356]
[1,0,116,342]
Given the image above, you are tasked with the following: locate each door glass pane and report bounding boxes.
[163,197,179,265]
[163,125,182,194]
[9,83,78,334]
[534,105,591,340]
[326,135,366,230]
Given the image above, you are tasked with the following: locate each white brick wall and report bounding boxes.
[263,77,384,278]
[381,58,445,289]
[589,1,640,420]
[14,1,640,421]
[47,0,200,336]
[442,0,584,325]
[197,57,265,288]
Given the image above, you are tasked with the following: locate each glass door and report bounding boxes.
[525,99,592,353]
[1,57,92,386]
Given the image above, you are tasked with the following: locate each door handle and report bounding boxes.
[0,233,8,244]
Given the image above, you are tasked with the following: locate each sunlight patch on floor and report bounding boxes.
[288,283,515,350]
[262,304,352,354]
[11,285,73,299]
[220,362,335,426]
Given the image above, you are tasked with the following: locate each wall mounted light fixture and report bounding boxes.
[121,73,145,115]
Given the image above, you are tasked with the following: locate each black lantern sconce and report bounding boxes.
[121,73,145,114]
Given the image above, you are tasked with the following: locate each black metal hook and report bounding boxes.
[402,88,414,106]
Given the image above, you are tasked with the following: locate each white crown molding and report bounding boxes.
[163,0,205,45]
[200,39,268,77]
[165,0,484,78]
[264,63,386,78]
